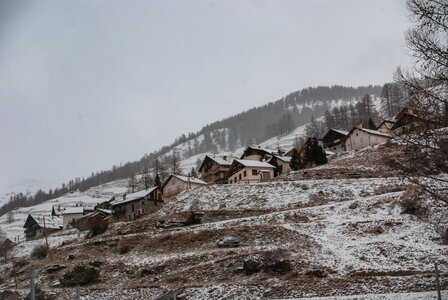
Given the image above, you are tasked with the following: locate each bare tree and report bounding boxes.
[171,151,180,174]
[128,173,137,193]
[7,210,14,224]
[391,0,448,203]
[140,167,152,190]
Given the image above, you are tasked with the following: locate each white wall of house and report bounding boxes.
[325,142,346,154]
[164,177,205,199]
[228,167,274,184]
[377,122,394,134]
[63,213,84,229]
[344,129,391,151]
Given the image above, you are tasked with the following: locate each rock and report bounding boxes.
[243,259,263,275]
[88,261,103,268]
[217,237,241,248]
[46,264,66,273]
[66,254,75,260]
[348,202,358,209]
[51,280,62,287]
[155,290,181,300]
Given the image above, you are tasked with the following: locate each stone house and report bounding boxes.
[162,175,207,200]
[227,159,275,184]
[240,146,282,161]
[198,155,234,184]
[268,155,292,174]
[376,120,396,135]
[322,129,348,153]
[111,187,164,221]
[61,207,84,229]
[344,126,393,151]
[23,214,62,240]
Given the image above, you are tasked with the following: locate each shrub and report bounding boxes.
[400,196,425,216]
[14,259,29,268]
[87,222,109,238]
[60,265,99,287]
[24,287,55,300]
[31,245,49,259]
[119,243,130,254]
[184,212,202,226]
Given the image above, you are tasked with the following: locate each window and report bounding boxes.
[132,203,134,212]
[244,171,247,177]
[239,174,242,180]
[252,170,257,176]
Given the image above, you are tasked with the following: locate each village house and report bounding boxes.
[283,147,298,157]
[111,187,164,221]
[268,155,292,174]
[162,174,207,200]
[240,146,282,161]
[322,129,348,153]
[376,120,396,135]
[23,214,62,240]
[390,107,437,136]
[74,209,113,231]
[61,207,84,229]
[198,155,234,184]
[0,238,16,263]
[227,159,275,184]
[344,125,393,151]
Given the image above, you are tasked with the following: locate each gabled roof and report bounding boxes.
[271,155,292,163]
[329,128,349,136]
[198,155,234,172]
[23,214,62,230]
[234,159,275,168]
[111,186,159,206]
[162,174,207,189]
[61,207,84,215]
[240,146,279,159]
[345,127,393,140]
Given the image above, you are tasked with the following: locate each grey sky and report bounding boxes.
[0,0,411,193]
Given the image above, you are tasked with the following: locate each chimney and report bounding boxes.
[223,155,227,160]
[259,157,263,162]
[123,194,126,201]
[359,123,363,128]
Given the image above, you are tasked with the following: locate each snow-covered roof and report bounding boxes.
[272,155,292,163]
[208,156,233,166]
[25,214,62,229]
[356,127,393,138]
[97,208,112,214]
[61,207,84,215]
[235,159,275,168]
[246,146,278,154]
[111,187,158,206]
[172,174,207,185]
[330,128,349,136]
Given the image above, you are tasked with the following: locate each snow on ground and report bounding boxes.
[0,179,128,241]
[291,290,447,300]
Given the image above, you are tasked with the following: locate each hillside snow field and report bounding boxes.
[0,142,447,299]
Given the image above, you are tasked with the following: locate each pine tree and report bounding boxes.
[189,167,198,177]
[154,173,162,189]
[290,149,301,171]
[368,118,376,130]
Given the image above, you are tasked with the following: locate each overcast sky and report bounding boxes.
[0,0,412,194]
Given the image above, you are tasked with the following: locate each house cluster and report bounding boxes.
[22,107,433,241]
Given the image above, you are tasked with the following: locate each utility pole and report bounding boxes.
[435,263,442,300]
[30,268,35,300]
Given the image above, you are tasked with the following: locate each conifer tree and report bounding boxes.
[290,149,301,171]
[154,173,162,189]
